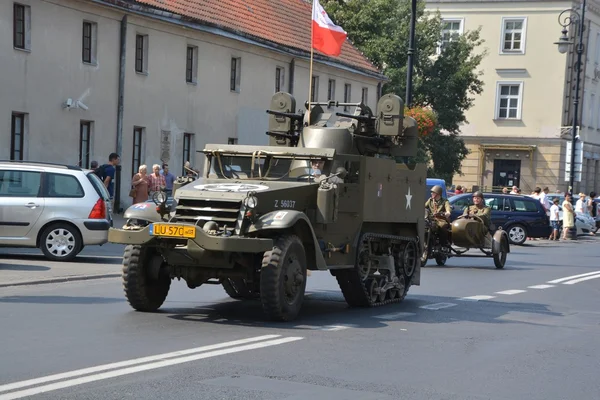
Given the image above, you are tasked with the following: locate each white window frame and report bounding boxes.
[230,56,241,92]
[13,3,32,51]
[437,18,464,54]
[185,45,198,84]
[500,17,527,55]
[328,79,336,101]
[275,66,285,92]
[135,34,149,74]
[494,81,524,120]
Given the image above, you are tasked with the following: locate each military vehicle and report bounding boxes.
[421,210,510,269]
[108,91,426,321]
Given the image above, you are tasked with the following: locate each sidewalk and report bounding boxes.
[0,214,128,288]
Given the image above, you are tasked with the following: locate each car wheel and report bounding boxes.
[507,224,527,245]
[40,223,82,261]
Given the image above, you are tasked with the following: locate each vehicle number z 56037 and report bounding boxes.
[275,200,296,208]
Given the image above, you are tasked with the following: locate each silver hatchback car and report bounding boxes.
[0,161,113,261]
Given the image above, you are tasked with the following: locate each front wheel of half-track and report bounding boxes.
[260,235,307,321]
[122,245,171,312]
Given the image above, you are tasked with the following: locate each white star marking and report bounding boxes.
[405,186,412,210]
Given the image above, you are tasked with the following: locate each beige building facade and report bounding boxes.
[1,0,384,209]
[426,0,600,194]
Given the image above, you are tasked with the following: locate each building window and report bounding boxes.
[186,45,198,84]
[135,34,148,74]
[311,76,319,102]
[275,67,284,92]
[438,19,463,53]
[501,18,526,54]
[79,121,92,168]
[230,57,241,92]
[132,127,144,174]
[13,3,31,51]
[495,82,523,120]
[590,93,596,129]
[328,79,336,101]
[11,113,26,161]
[228,137,238,145]
[82,21,97,64]
[183,133,194,174]
[361,88,368,105]
[344,83,351,111]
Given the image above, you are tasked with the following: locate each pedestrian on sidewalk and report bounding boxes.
[131,165,149,204]
[549,198,560,241]
[148,164,166,199]
[562,193,575,240]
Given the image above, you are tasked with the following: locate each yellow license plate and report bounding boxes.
[150,223,196,239]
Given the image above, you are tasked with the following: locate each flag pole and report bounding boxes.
[308,1,314,114]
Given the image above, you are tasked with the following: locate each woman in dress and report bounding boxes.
[561,193,575,240]
[131,164,149,204]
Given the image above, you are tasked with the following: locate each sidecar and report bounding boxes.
[449,215,510,269]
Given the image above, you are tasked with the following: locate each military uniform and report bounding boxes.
[462,205,492,236]
[425,197,451,244]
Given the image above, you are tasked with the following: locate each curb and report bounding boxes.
[0,273,121,288]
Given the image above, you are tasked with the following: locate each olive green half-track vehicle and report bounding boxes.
[109,92,427,321]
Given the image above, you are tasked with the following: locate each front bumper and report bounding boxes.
[107,224,273,253]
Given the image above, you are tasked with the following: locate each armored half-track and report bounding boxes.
[108,92,427,321]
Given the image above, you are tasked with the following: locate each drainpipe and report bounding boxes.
[115,14,127,213]
[289,58,295,95]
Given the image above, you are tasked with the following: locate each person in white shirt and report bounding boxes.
[575,193,587,215]
[539,187,551,211]
[549,198,561,240]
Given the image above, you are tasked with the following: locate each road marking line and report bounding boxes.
[562,273,600,285]
[319,325,356,331]
[373,312,416,320]
[419,302,457,310]
[528,284,555,289]
[458,295,496,301]
[548,270,600,284]
[0,337,303,400]
[0,334,280,394]
[495,289,526,295]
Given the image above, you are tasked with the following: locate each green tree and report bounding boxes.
[323,0,486,183]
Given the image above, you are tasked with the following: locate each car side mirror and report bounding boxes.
[450,205,455,210]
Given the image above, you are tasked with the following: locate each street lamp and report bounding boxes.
[554,1,586,240]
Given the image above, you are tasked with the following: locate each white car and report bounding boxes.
[0,161,113,261]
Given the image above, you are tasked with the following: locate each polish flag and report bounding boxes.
[312,0,347,57]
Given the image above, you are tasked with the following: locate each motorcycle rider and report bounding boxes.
[424,185,451,246]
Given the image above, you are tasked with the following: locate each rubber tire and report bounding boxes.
[40,223,82,262]
[507,224,527,245]
[435,254,447,266]
[260,235,307,322]
[493,238,507,269]
[122,245,171,312]
[222,278,259,300]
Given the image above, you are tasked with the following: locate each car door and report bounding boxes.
[485,195,509,229]
[0,169,45,242]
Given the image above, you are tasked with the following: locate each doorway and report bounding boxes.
[493,159,521,190]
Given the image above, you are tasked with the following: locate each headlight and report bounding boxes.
[153,191,167,205]
[243,195,258,209]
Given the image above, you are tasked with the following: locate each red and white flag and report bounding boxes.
[312,0,347,57]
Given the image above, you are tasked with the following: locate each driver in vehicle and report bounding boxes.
[424,185,451,246]
[462,191,491,237]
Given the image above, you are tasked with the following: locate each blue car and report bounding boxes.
[449,193,551,245]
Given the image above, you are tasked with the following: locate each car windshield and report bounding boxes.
[208,155,326,181]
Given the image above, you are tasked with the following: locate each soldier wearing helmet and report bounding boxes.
[462,191,492,235]
[425,185,451,245]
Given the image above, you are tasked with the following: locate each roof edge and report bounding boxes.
[89,0,387,81]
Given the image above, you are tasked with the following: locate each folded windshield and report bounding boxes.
[208,154,328,181]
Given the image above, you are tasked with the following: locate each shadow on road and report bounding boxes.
[159,290,564,332]
[0,253,122,265]
[0,295,125,304]
[0,263,50,272]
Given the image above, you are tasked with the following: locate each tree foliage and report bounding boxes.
[323,0,486,182]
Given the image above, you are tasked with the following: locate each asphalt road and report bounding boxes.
[1,239,599,400]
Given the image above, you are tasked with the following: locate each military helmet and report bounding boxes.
[430,185,443,195]
[472,191,484,199]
